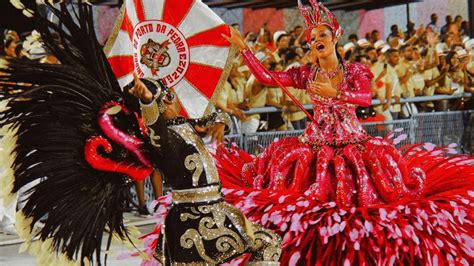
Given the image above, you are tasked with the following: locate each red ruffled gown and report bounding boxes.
[215,50,474,265]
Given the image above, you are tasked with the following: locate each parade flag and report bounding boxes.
[105,0,233,118]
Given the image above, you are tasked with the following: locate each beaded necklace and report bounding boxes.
[309,62,347,88]
[166,116,187,126]
[319,64,343,79]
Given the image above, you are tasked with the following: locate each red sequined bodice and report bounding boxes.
[301,63,373,147]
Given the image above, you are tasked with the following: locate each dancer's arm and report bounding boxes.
[128,73,171,156]
[223,27,308,90]
[240,49,308,89]
[340,63,374,107]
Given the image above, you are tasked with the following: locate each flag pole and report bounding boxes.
[262,68,316,124]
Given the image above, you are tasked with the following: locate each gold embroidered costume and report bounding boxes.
[139,80,281,265]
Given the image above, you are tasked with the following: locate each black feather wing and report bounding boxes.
[0,1,148,264]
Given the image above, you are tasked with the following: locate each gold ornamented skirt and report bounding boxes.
[154,185,281,265]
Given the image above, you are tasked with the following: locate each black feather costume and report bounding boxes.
[0,1,153,264]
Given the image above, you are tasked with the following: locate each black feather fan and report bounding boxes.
[0,1,150,264]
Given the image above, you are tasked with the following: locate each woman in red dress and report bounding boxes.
[220,0,474,264]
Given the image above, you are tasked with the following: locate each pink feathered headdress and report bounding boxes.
[297,0,344,41]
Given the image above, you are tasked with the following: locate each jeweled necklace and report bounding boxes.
[319,64,342,79]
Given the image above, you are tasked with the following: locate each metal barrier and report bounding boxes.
[243,110,474,154]
[242,130,303,155]
[411,111,474,149]
[240,120,414,154]
[361,119,413,146]
[244,93,472,115]
[223,133,243,149]
[135,110,474,208]
[238,110,473,154]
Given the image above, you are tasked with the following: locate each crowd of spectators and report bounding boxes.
[217,14,474,135]
[1,13,473,136]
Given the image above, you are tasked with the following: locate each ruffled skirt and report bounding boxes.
[238,136,426,208]
[215,136,474,265]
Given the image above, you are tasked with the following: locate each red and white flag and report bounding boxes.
[105,0,233,118]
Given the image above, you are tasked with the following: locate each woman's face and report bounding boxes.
[447,24,461,46]
[413,48,420,61]
[277,36,289,49]
[450,55,459,68]
[310,25,336,59]
[367,49,378,63]
[389,37,399,48]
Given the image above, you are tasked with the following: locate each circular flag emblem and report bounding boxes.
[106,0,232,118]
[133,20,190,87]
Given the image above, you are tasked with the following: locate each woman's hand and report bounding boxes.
[194,123,226,143]
[282,103,298,112]
[308,75,338,98]
[128,72,154,103]
[209,123,225,143]
[221,27,248,52]
[232,108,246,120]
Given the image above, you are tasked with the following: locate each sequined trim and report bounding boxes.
[249,224,282,263]
[169,124,219,185]
[178,202,250,263]
[148,127,161,148]
[204,45,237,117]
[143,78,161,92]
[172,185,221,204]
[153,225,167,264]
[103,4,125,56]
[185,153,204,187]
[213,111,232,128]
[140,100,160,126]
[299,134,370,148]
